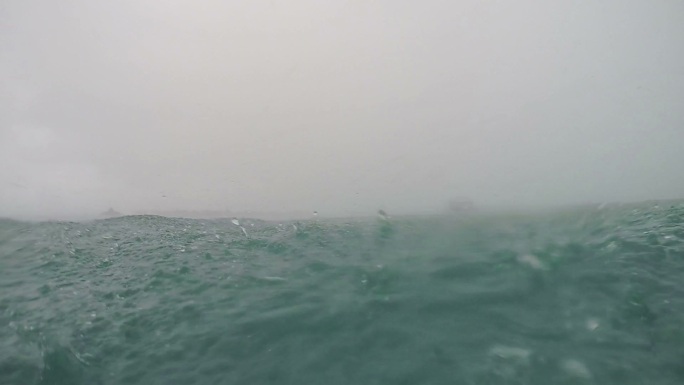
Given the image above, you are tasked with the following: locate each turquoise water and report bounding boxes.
[1,203,684,384]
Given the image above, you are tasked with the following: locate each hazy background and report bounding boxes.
[1,0,683,220]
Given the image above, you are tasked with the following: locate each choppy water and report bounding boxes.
[1,203,684,384]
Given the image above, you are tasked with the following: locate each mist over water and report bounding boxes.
[2,0,684,220]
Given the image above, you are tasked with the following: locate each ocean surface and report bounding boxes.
[1,202,683,385]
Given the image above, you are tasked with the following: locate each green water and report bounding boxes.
[1,203,684,384]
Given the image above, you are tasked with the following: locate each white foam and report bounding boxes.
[560,359,592,379]
[517,254,546,270]
[489,345,532,362]
[586,318,600,331]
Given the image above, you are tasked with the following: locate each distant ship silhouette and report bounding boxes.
[100,208,122,218]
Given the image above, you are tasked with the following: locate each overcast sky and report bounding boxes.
[1,0,683,219]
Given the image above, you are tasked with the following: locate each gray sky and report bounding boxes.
[1,0,683,219]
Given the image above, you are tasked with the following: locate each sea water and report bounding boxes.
[1,202,683,384]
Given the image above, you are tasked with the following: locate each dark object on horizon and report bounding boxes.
[100,208,122,218]
[376,209,393,239]
[377,209,389,221]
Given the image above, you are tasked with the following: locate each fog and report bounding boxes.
[1,0,683,220]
